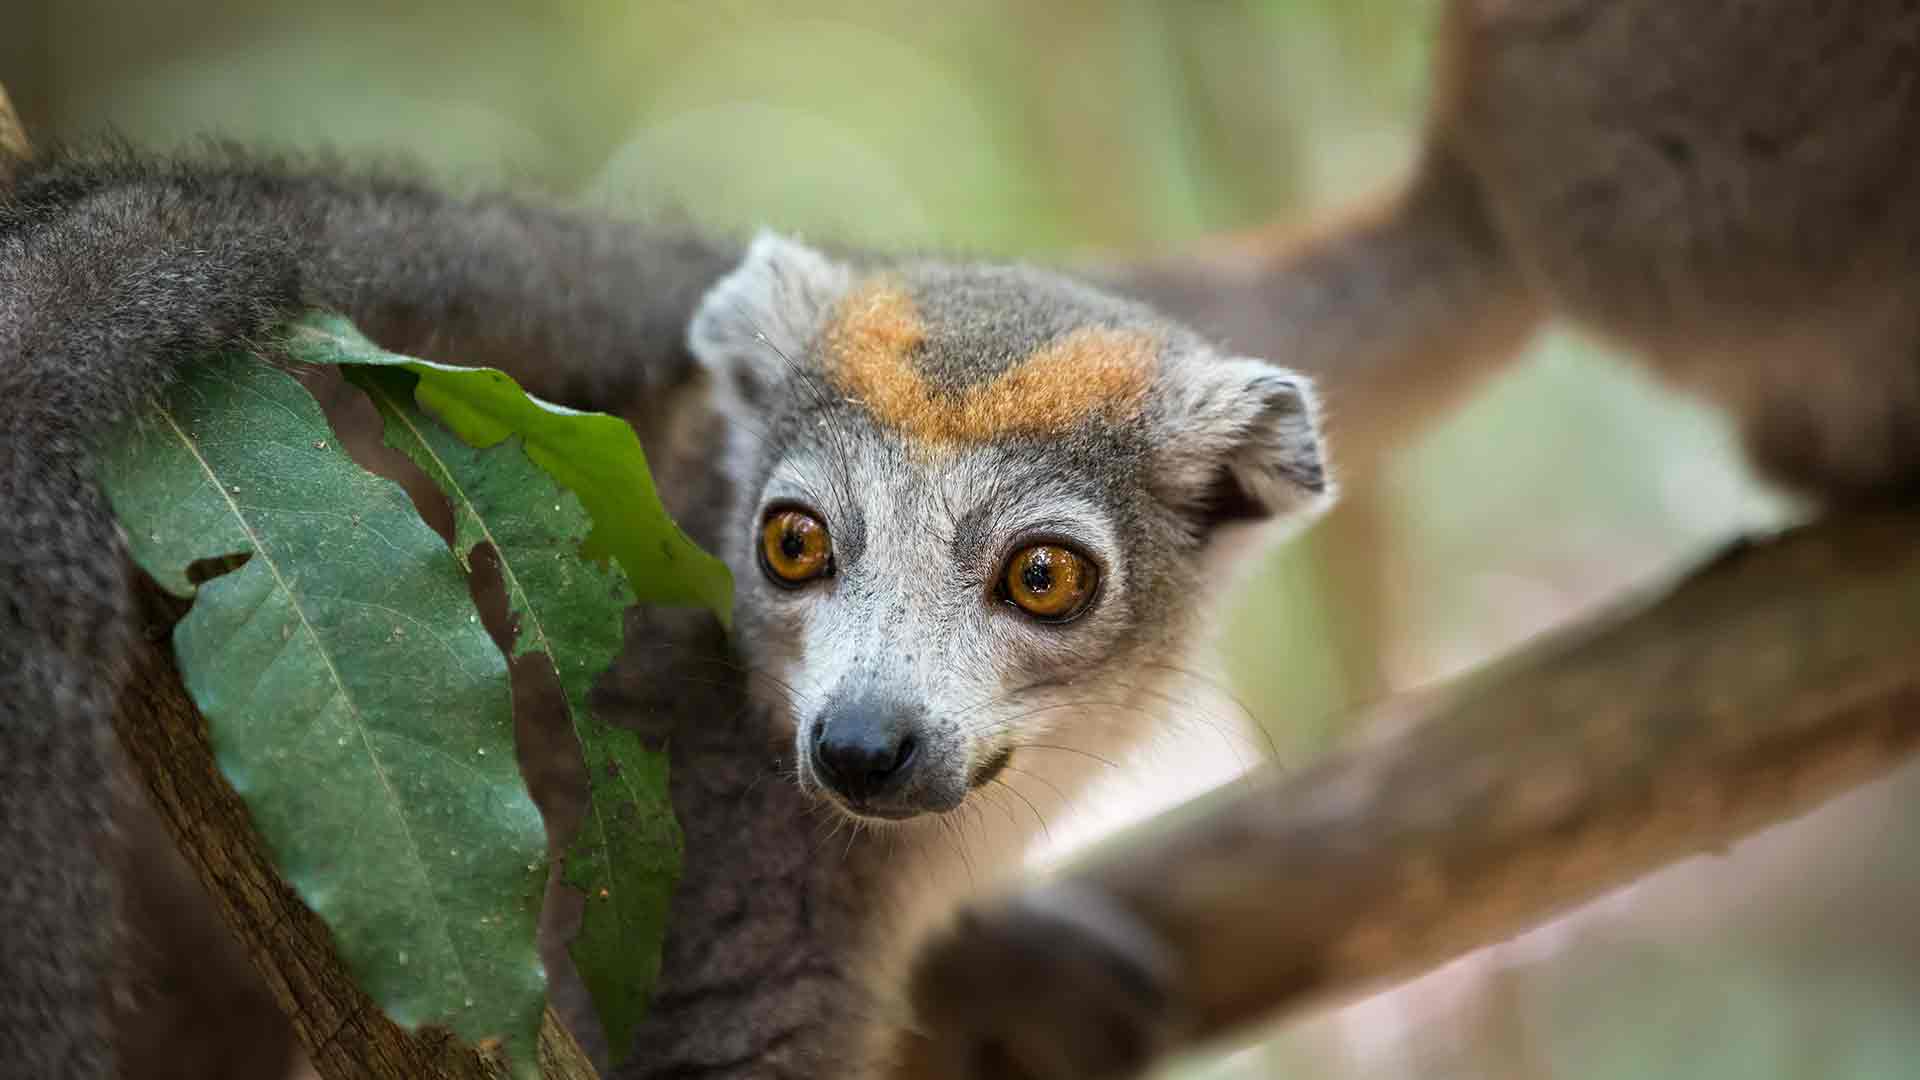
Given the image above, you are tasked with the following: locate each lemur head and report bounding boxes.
[688,232,1330,823]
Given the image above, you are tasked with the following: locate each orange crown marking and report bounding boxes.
[822,278,1159,442]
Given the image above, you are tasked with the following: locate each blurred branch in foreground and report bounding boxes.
[907,509,1920,1078]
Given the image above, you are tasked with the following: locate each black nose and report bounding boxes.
[812,703,920,803]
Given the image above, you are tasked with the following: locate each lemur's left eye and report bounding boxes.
[1001,544,1097,622]
[760,509,833,587]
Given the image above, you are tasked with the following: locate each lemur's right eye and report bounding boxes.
[760,509,833,587]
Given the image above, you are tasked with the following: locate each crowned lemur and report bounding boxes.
[8,0,1920,1075]
[0,144,1329,1078]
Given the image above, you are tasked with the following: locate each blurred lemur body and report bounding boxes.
[0,147,1328,1077]
[1124,0,1920,504]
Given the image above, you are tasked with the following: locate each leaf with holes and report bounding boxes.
[351,363,684,1061]
[100,354,547,1077]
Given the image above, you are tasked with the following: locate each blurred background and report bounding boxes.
[8,2,1918,1077]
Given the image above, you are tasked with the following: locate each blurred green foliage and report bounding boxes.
[18,2,1916,1077]
[29,0,1422,248]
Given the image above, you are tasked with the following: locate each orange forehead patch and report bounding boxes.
[820,278,1158,442]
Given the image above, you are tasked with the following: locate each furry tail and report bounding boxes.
[0,160,307,1077]
[0,445,132,1078]
[1110,147,1542,477]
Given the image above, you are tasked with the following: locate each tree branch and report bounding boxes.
[0,84,31,227]
[116,577,600,1080]
[0,82,29,172]
[906,510,1920,1076]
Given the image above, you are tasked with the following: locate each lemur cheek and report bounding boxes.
[968,746,1014,789]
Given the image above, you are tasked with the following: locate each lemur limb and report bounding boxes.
[1105,147,1542,481]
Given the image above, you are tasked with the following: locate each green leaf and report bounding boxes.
[100,355,548,1075]
[558,724,680,1062]
[351,365,683,1060]
[285,312,733,625]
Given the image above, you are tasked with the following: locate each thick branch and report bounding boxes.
[908,510,1920,1075]
[115,578,600,1080]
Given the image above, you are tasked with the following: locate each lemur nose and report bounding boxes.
[812,705,920,803]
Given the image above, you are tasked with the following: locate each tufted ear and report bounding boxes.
[1154,356,1332,528]
[687,229,851,416]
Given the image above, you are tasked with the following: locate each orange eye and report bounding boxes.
[760,509,833,586]
[1001,544,1097,621]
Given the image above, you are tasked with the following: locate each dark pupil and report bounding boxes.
[1021,555,1054,594]
[780,527,808,560]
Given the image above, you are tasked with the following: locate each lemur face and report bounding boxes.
[689,233,1329,823]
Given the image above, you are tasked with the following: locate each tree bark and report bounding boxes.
[115,579,600,1080]
[906,509,1920,1075]
[0,81,32,182]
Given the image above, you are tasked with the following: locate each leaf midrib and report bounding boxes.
[158,394,474,999]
